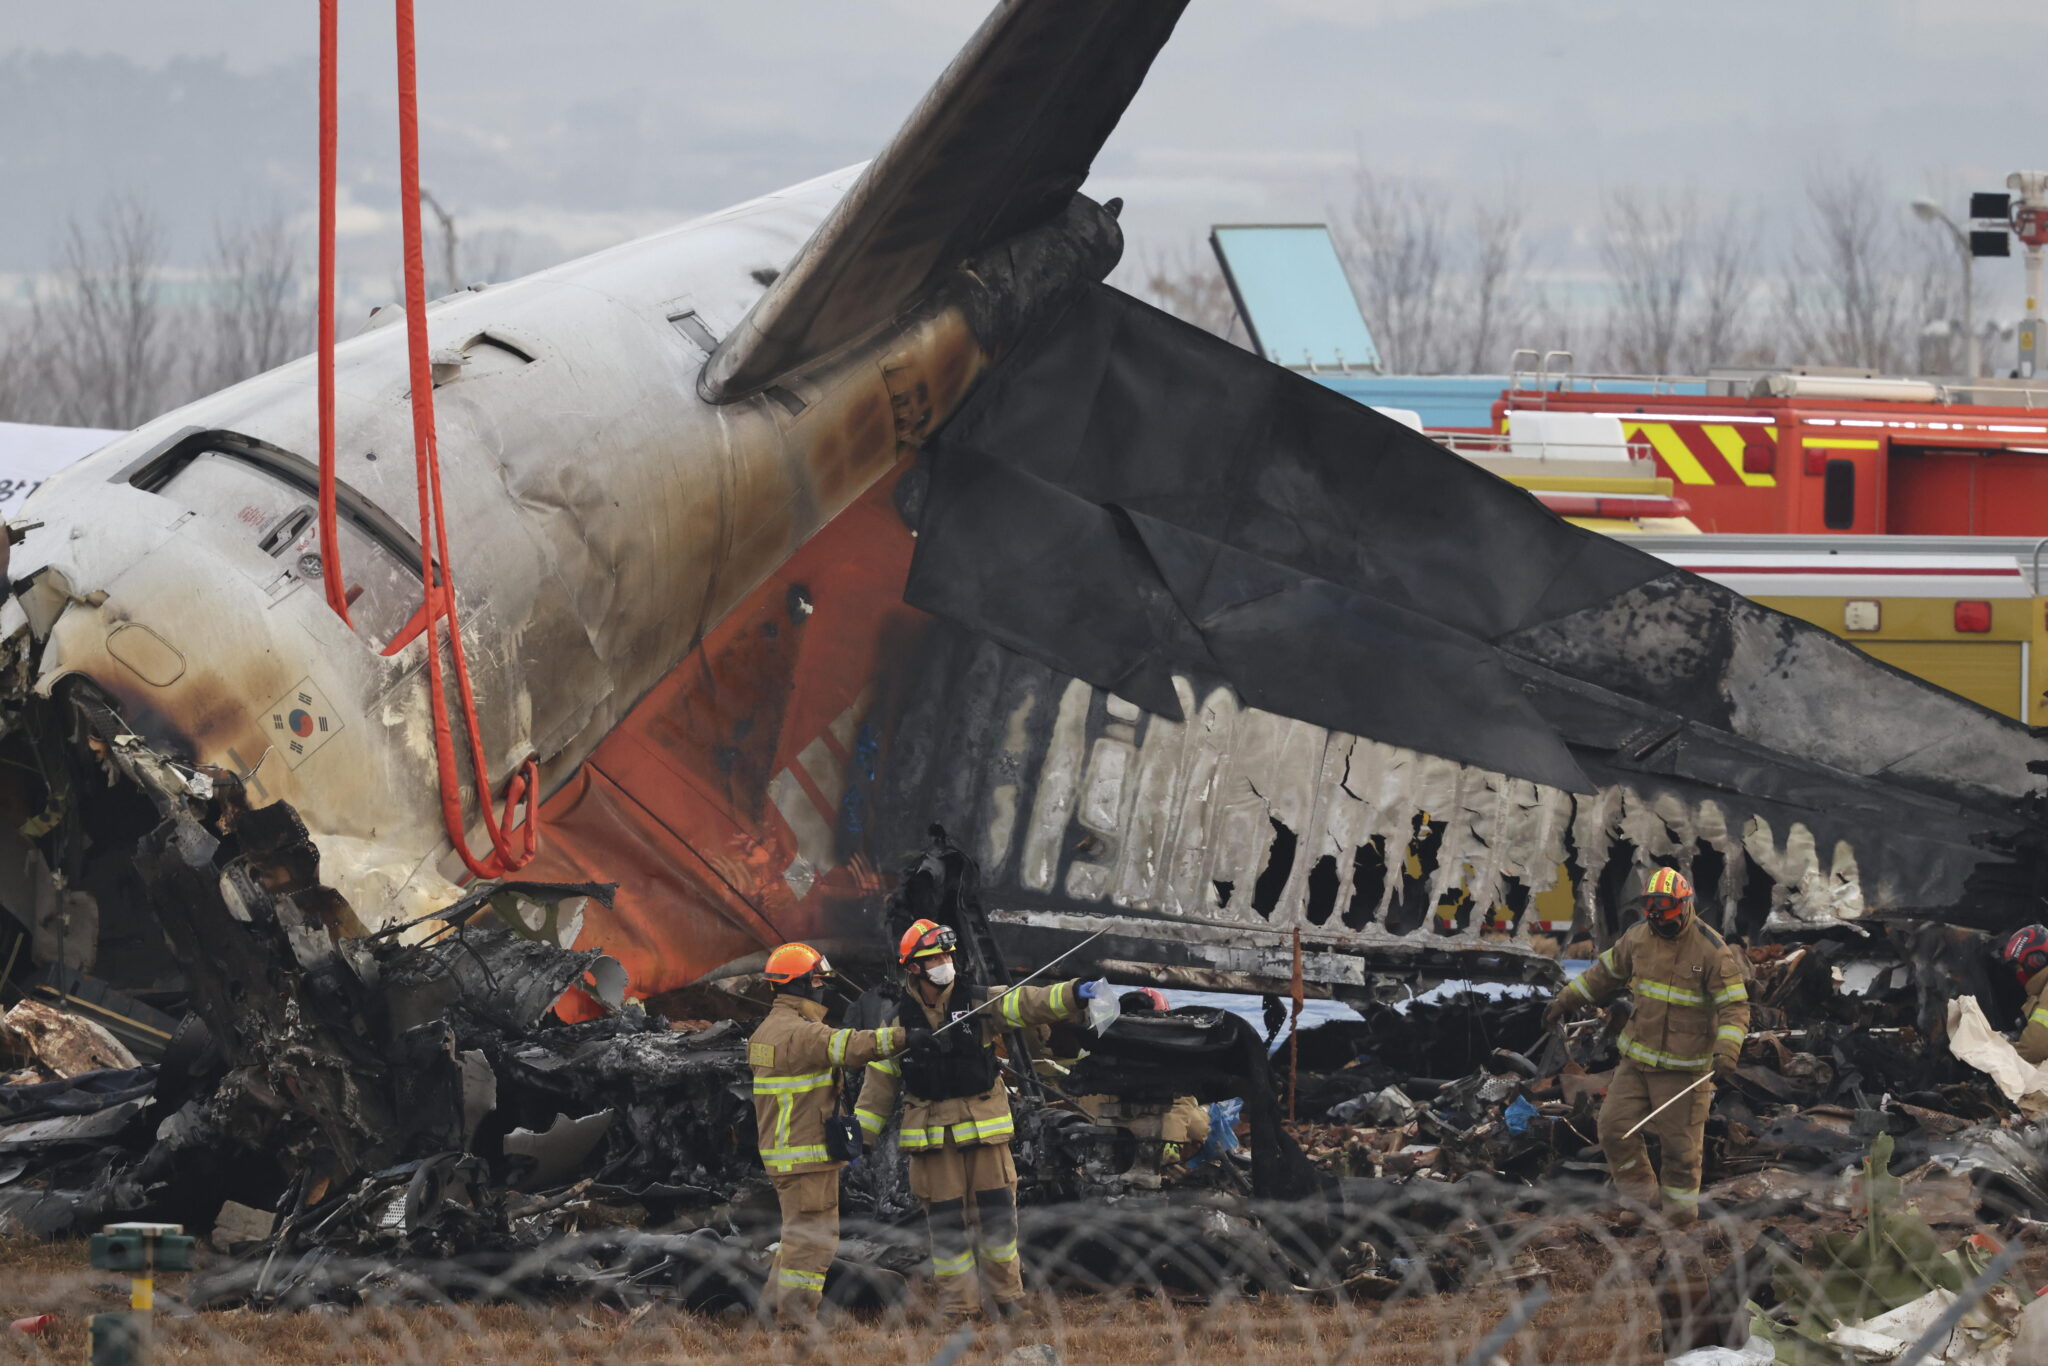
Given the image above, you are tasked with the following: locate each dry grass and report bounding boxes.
[0,1228,1678,1365]
[0,1292,1664,1366]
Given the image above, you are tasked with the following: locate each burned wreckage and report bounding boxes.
[7,0,2048,1314]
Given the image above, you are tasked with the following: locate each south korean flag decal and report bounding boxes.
[264,677,345,769]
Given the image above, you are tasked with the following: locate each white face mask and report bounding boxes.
[924,960,956,987]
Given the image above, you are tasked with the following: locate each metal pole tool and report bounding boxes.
[931,926,1111,1037]
[1621,1071,1715,1139]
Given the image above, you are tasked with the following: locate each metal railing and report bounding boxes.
[1506,349,1714,398]
[1504,348,2048,410]
[1424,427,1658,466]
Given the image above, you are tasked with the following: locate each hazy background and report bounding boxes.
[3,0,2045,423]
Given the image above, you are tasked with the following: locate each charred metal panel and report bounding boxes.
[702,0,1187,400]
[1503,575,2031,807]
[6,168,874,931]
[898,285,2047,946]
[522,443,2026,1011]
[5,0,2040,1026]
[2,156,1129,967]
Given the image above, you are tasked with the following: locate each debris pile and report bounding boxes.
[1261,927,2048,1226]
[1,1000,139,1084]
[8,795,2048,1329]
[1,884,761,1279]
[1683,1135,2029,1366]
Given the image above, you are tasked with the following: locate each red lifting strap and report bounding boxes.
[307,0,540,879]
[390,0,539,878]
[316,0,349,624]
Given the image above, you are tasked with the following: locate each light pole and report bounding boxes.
[2009,173,2048,380]
[1912,197,1978,381]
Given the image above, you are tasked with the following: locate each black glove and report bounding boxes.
[900,1027,934,1055]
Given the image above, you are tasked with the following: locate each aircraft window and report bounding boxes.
[133,442,422,645]
[1823,458,1856,530]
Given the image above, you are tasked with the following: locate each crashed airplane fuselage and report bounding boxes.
[1,0,2044,1035]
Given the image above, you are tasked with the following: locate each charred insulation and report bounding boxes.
[0,683,186,1010]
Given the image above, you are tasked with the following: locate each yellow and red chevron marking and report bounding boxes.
[1621,420,1778,489]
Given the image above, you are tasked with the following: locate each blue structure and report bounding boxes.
[1312,374,1516,429]
[1203,222,1707,429]
[1210,225,1380,372]
[1310,374,1709,429]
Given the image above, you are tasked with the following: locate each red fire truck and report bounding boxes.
[1492,367,2048,536]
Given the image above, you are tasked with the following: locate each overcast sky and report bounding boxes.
[3,1,2045,318]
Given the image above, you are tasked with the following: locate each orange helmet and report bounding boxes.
[897,919,958,965]
[764,942,833,986]
[1640,867,1694,938]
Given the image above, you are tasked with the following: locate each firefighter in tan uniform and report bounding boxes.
[748,942,914,1324]
[854,919,1101,1322]
[1077,990,1210,1183]
[2000,926,2048,1064]
[1544,868,1749,1226]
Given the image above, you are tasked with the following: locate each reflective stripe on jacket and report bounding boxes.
[1566,918,1750,1072]
[2020,968,2048,1065]
[748,993,906,1175]
[854,977,1084,1151]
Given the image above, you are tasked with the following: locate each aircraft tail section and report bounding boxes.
[699,0,1188,401]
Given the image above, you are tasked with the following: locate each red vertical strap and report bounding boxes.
[1288,926,1303,1123]
[392,0,538,878]
[316,0,350,624]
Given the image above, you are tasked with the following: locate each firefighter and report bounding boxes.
[854,919,1100,1322]
[749,942,915,1326]
[2001,925,2048,1064]
[1542,868,1749,1226]
[1076,990,1210,1185]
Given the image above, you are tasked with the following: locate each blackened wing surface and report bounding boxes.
[905,285,2047,921]
[906,284,1662,789]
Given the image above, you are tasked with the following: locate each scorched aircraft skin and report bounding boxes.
[0,0,2042,1030]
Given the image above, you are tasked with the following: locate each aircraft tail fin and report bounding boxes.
[699,0,1188,401]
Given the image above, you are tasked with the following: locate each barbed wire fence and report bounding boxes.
[6,1154,2036,1366]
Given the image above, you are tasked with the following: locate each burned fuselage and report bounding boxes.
[0,0,2043,1038]
[0,176,1118,1004]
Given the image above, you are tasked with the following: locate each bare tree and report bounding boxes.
[1126,241,1245,344]
[193,210,310,395]
[0,311,33,423]
[385,192,518,313]
[1456,193,1532,372]
[27,198,173,428]
[1332,173,1452,373]
[1600,194,1692,374]
[1597,193,1760,374]
[419,188,462,297]
[1689,206,1759,369]
[1778,167,1915,372]
[1521,283,1582,371]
